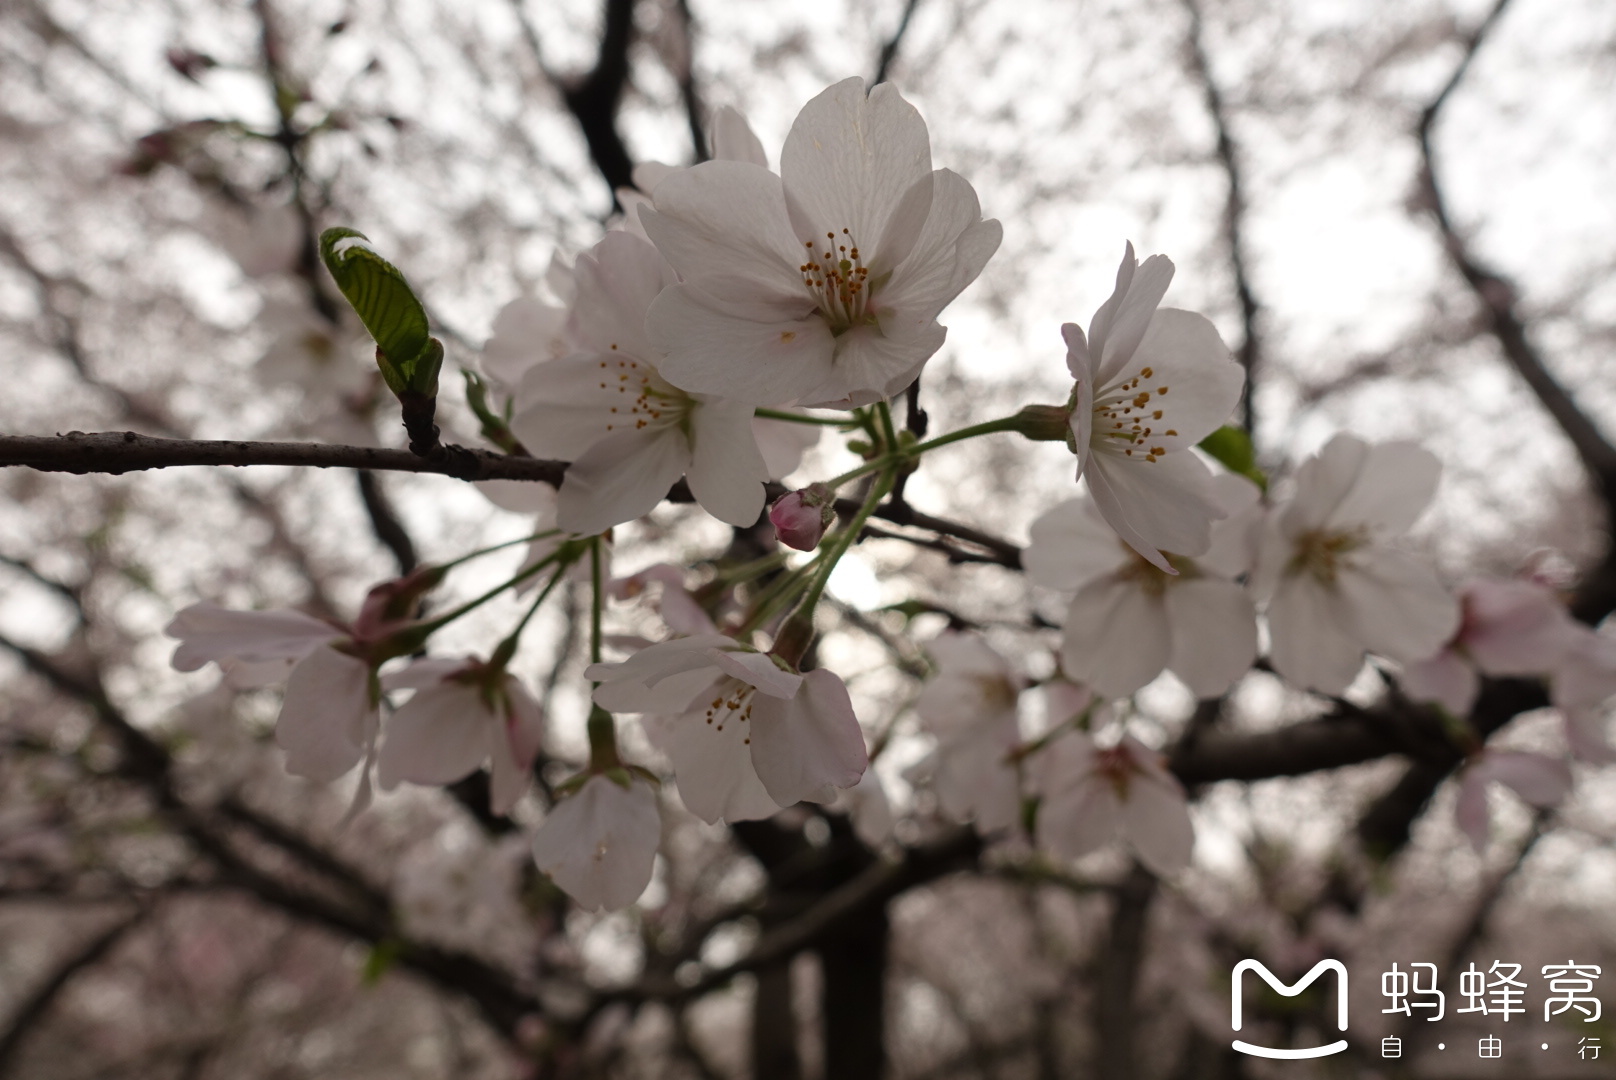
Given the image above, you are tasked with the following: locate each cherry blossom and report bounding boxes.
[587,634,867,824]
[1032,731,1194,876]
[167,603,377,782]
[511,231,777,534]
[377,657,546,815]
[914,633,1025,831]
[1453,749,1572,850]
[834,766,895,848]
[531,774,661,911]
[1252,434,1460,695]
[166,571,439,786]
[1060,244,1246,571]
[1549,624,1616,763]
[480,253,575,394]
[1025,474,1261,698]
[769,483,837,551]
[1400,578,1582,717]
[641,77,1001,408]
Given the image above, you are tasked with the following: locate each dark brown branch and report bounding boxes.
[1183,0,1261,436]
[1417,0,1616,504]
[355,470,420,573]
[874,0,925,85]
[0,911,145,1076]
[625,826,981,1003]
[563,0,639,195]
[1094,863,1157,1080]
[0,633,542,1039]
[673,0,708,163]
[0,431,567,485]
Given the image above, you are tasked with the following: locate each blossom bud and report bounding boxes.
[769,483,836,551]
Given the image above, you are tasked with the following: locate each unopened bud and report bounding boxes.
[769,483,837,551]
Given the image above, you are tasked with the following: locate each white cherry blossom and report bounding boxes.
[1253,434,1460,695]
[480,253,574,394]
[168,604,378,783]
[531,774,661,910]
[914,633,1025,831]
[511,231,777,534]
[1061,244,1246,571]
[1549,624,1616,763]
[587,634,867,824]
[641,77,1002,408]
[1453,749,1571,851]
[1026,474,1261,698]
[377,658,546,815]
[1032,731,1194,876]
[1400,578,1582,717]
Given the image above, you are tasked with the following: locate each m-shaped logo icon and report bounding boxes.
[1231,959,1350,1059]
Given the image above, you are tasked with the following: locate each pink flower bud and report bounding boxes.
[769,484,836,551]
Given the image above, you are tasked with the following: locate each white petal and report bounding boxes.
[1563,707,1616,764]
[555,426,692,535]
[1109,309,1244,452]
[567,231,668,359]
[482,295,569,389]
[710,648,803,699]
[710,105,768,166]
[932,730,1020,831]
[652,695,781,824]
[1024,498,1132,591]
[377,682,491,789]
[780,78,933,272]
[1058,577,1171,698]
[381,656,472,691]
[751,413,822,479]
[277,647,374,782]
[1280,433,1370,534]
[1337,551,1460,663]
[685,399,770,526]
[1197,474,1264,579]
[647,286,838,405]
[1265,576,1369,695]
[804,320,946,409]
[167,603,337,672]
[880,170,1000,318]
[532,775,661,910]
[1091,248,1174,387]
[1482,750,1572,808]
[512,351,660,459]
[1322,440,1441,536]
[1120,769,1195,876]
[641,161,808,317]
[749,669,868,807]
[839,767,895,847]
[474,478,558,515]
[1086,448,1223,569]
[1462,578,1579,676]
[1400,650,1481,717]
[1164,578,1258,698]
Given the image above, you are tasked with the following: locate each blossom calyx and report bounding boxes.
[1009,404,1075,447]
[770,483,837,551]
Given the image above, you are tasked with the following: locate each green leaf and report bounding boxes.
[1198,425,1266,490]
[318,227,436,392]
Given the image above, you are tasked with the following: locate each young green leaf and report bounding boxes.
[1199,425,1266,490]
[318,227,433,388]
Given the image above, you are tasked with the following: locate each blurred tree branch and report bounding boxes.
[1182,0,1262,438]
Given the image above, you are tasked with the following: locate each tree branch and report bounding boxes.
[562,0,639,195]
[1183,0,1262,436]
[1417,0,1616,506]
[874,0,925,86]
[0,910,144,1077]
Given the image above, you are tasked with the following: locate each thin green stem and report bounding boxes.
[589,538,604,667]
[414,543,575,635]
[876,400,900,454]
[437,530,558,574]
[796,464,897,622]
[491,566,567,667]
[753,407,852,427]
[905,414,1024,456]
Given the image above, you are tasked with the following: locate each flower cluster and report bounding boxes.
[163,76,1616,915]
